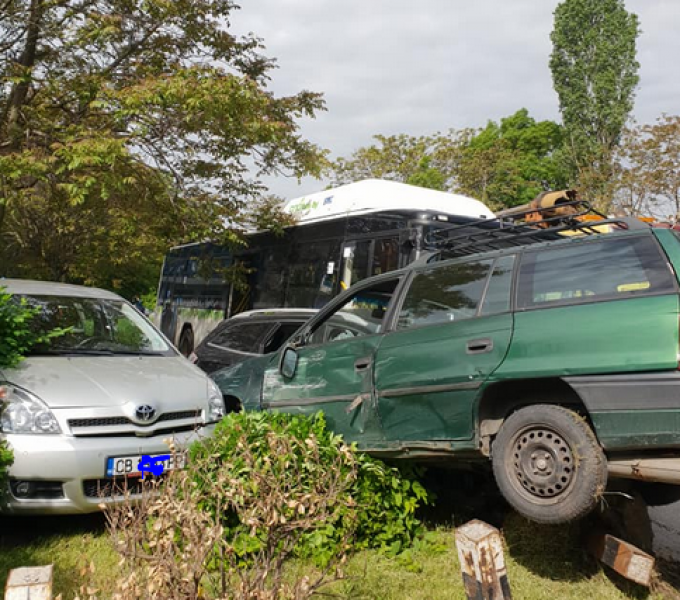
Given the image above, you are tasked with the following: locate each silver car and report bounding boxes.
[0,279,224,514]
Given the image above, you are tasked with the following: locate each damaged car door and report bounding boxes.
[261,276,403,444]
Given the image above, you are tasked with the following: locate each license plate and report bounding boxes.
[105,453,186,478]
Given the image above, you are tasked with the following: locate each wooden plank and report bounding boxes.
[589,532,655,587]
[4,565,53,600]
[455,519,512,600]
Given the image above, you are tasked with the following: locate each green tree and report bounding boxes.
[614,115,680,219]
[0,0,325,293]
[550,0,640,205]
[455,109,569,209]
[329,134,439,187]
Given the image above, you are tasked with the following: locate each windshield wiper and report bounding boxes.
[108,350,165,356]
[43,349,116,356]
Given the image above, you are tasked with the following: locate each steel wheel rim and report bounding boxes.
[510,425,576,501]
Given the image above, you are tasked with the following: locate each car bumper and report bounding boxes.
[1,425,215,515]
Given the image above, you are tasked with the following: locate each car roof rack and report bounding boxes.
[425,193,649,259]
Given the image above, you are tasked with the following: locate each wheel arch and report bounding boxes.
[177,324,194,355]
[476,377,590,456]
[222,394,243,414]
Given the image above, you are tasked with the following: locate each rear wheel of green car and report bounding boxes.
[492,404,607,524]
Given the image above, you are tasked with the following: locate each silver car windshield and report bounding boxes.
[19,295,173,356]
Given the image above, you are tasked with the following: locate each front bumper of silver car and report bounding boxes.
[1,425,215,514]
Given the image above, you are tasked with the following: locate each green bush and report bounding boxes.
[189,411,430,565]
[0,286,62,370]
[0,286,63,492]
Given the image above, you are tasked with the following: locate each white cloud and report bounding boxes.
[231,0,680,199]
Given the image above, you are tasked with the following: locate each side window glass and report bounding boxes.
[308,278,400,344]
[397,260,493,329]
[518,236,675,309]
[209,322,273,353]
[263,322,304,354]
[480,255,515,315]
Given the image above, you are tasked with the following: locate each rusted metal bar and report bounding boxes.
[588,532,655,587]
[455,519,512,600]
[5,565,53,600]
[608,457,680,485]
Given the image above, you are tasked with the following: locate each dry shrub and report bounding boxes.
[103,421,359,600]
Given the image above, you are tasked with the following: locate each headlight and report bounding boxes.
[207,379,225,422]
[0,384,61,434]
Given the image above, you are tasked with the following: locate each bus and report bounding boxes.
[155,179,494,355]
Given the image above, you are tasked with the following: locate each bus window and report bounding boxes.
[252,244,288,309]
[286,240,341,308]
[340,240,371,291]
[371,238,400,276]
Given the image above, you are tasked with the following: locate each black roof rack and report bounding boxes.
[425,199,648,259]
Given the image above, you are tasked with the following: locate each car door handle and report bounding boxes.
[466,338,493,355]
[354,357,372,371]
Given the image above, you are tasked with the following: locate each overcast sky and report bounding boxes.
[231,1,680,200]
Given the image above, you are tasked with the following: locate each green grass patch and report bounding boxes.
[0,512,666,599]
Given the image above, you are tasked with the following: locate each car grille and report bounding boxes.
[83,476,166,498]
[68,410,201,429]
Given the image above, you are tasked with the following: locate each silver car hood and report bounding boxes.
[1,356,209,409]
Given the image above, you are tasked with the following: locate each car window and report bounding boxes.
[480,255,515,315]
[517,236,676,309]
[17,295,172,355]
[208,321,273,353]
[307,278,400,344]
[397,260,493,330]
[263,322,305,354]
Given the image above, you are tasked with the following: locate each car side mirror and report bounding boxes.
[280,346,299,379]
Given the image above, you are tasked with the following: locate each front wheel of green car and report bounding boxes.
[492,404,607,524]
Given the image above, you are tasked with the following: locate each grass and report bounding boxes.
[0,510,671,600]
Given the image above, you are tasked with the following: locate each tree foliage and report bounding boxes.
[550,0,640,204]
[614,115,680,219]
[455,109,569,209]
[0,0,325,294]
[328,134,450,189]
[328,111,568,210]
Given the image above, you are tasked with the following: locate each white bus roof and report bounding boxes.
[283,179,494,224]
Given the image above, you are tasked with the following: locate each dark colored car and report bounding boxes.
[189,309,317,375]
[191,308,373,375]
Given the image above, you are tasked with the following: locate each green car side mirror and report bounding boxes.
[280,346,299,379]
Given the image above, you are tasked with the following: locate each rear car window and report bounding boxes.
[517,235,675,309]
[397,259,493,329]
[263,322,304,354]
[208,321,273,353]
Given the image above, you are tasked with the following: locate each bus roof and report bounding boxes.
[283,179,494,224]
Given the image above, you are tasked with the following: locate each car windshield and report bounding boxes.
[17,295,173,356]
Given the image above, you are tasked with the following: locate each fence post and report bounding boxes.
[455,519,512,600]
[4,565,53,600]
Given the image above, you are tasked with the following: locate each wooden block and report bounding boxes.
[590,532,655,587]
[455,519,512,600]
[5,565,53,600]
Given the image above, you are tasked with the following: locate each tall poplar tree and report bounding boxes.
[550,0,640,205]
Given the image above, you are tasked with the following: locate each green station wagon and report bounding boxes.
[214,211,680,524]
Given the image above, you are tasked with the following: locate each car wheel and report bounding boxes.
[178,328,194,357]
[492,404,607,524]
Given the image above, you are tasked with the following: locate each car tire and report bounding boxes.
[492,404,607,525]
[178,328,194,357]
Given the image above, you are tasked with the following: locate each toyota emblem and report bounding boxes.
[135,404,156,422]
